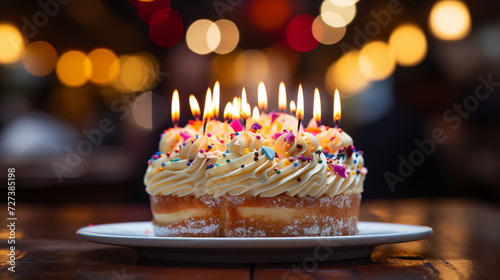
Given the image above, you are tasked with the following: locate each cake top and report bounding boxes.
[145,112,367,198]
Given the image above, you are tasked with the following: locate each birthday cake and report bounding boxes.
[144,85,367,237]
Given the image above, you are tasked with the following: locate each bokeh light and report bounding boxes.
[358,41,396,81]
[389,24,427,67]
[0,23,25,64]
[329,0,360,7]
[149,8,183,48]
[137,0,170,24]
[312,15,346,45]
[286,14,319,52]
[214,20,239,54]
[186,19,220,55]
[211,49,242,87]
[56,51,91,87]
[429,0,471,41]
[320,0,356,28]
[249,0,291,31]
[234,49,269,84]
[22,41,58,76]
[111,54,156,93]
[88,48,119,85]
[325,51,370,96]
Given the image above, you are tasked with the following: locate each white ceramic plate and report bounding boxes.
[77,221,432,263]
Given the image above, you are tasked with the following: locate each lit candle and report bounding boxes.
[313,87,321,126]
[333,89,341,129]
[296,84,304,135]
[202,88,212,134]
[252,106,260,119]
[290,100,296,115]
[171,89,180,129]
[189,95,201,121]
[241,87,247,112]
[213,81,220,120]
[232,97,240,120]
[278,82,286,114]
[223,102,232,123]
[258,81,267,113]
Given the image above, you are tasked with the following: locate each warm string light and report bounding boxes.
[189,95,201,121]
[171,89,180,128]
[333,89,341,129]
[213,81,220,120]
[258,81,268,113]
[278,82,286,114]
[313,87,321,126]
[296,84,304,136]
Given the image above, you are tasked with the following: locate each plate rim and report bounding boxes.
[77,221,433,250]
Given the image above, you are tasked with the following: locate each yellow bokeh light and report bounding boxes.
[389,24,427,67]
[22,41,57,76]
[320,0,356,28]
[88,48,119,85]
[429,1,471,40]
[329,0,359,7]
[135,52,158,91]
[325,51,370,96]
[186,19,221,55]
[234,49,269,84]
[211,49,242,87]
[0,23,25,64]
[214,20,239,54]
[358,41,396,81]
[312,15,346,45]
[56,50,91,87]
[111,55,148,93]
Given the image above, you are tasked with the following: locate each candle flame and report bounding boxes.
[290,100,296,115]
[203,88,212,121]
[241,87,247,111]
[334,89,341,124]
[213,81,220,119]
[278,82,286,112]
[189,95,200,120]
[313,87,321,124]
[232,97,240,119]
[252,106,260,119]
[297,84,304,120]
[224,102,232,120]
[171,89,180,125]
[243,103,251,119]
[258,81,268,112]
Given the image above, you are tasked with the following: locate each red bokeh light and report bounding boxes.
[286,14,319,52]
[137,0,170,24]
[249,0,291,31]
[149,8,183,48]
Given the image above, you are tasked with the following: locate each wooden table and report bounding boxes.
[1,199,499,279]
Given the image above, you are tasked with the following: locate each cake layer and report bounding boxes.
[150,195,224,237]
[225,194,361,237]
[150,194,360,237]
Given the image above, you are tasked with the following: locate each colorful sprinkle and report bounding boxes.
[256,135,261,140]
[261,146,276,160]
[241,164,245,168]
[276,170,281,174]
[318,160,323,164]
[199,149,204,153]
[207,133,212,137]
[293,162,298,167]
[297,177,301,182]
[187,162,191,166]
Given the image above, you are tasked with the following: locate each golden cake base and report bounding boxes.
[150,194,361,237]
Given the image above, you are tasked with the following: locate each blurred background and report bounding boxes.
[0,0,499,203]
